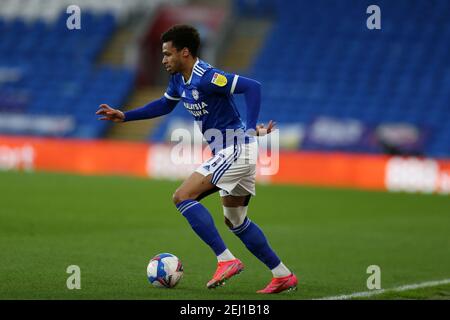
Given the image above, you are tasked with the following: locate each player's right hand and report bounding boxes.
[96,104,125,122]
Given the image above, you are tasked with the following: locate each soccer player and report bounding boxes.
[96,25,297,294]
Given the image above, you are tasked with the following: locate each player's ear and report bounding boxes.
[181,47,190,57]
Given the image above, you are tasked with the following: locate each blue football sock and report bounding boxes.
[176,199,227,256]
[231,217,281,270]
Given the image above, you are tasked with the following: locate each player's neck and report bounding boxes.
[181,57,198,82]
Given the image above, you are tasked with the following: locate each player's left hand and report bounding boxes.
[256,120,276,136]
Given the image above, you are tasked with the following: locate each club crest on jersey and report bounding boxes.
[192,89,199,100]
[211,73,227,87]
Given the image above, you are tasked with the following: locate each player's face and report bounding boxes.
[162,41,183,74]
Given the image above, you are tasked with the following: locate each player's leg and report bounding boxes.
[222,193,287,272]
[187,143,250,288]
[173,172,236,265]
[221,192,297,294]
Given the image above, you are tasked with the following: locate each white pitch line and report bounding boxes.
[316,278,450,300]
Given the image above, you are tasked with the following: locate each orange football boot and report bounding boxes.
[206,259,244,289]
[257,273,298,294]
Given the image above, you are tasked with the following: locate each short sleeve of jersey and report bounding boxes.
[164,75,181,101]
[199,68,239,95]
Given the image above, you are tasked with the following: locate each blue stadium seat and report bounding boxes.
[219,0,450,156]
[0,11,135,139]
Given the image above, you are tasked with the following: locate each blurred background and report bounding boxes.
[0,0,449,191]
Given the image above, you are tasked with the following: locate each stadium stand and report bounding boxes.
[1,0,448,157]
[244,0,450,157]
[151,0,450,157]
[0,0,168,138]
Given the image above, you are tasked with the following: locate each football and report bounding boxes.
[146,253,184,288]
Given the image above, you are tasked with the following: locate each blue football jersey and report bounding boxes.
[164,59,255,153]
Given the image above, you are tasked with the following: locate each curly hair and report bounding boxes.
[161,24,201,57]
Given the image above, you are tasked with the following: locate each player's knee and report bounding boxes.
[172,189,192,205]
[223,206,248,228]
[172,191,182,205]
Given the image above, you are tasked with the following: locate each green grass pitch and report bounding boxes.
[0,170,449,300]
